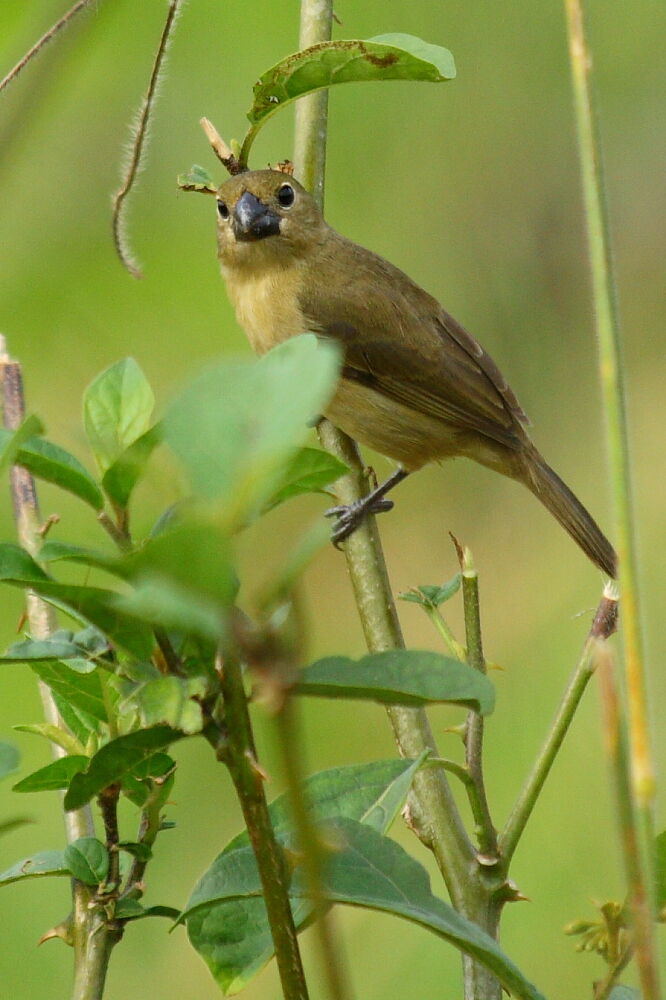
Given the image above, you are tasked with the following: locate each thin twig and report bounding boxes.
[0,0,94,95]
[460,551,497,862]
[500,586,618,863]
[200,117,243,175]
[210,652,309,1000]
[112,0,186,279]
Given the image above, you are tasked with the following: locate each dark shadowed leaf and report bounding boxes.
[64,838,109,886]
[115,899,181,921]
[0,430,104,510]
[186,758,425,992]
[295,650,494,714]
[248,35,455,129]
[13,755,89,793]
[0,850,69,886]
[64,726,184,810]
[185,818,543,1000]
[83,358,154,473]
[655,830,666,912]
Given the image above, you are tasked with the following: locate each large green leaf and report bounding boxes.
[0,430,103,510]
[0,850,69,886]
[185,818,543,1000]
[64,726,184,810]
[13,755,89,793]
[295,650,494,714]
[83,358,155,474]
[64,837,109,886]
[30,661,108,725]
[163,335,340,528]
[113,578,224,642]
[186,757,425,993]
[0,544,152,659]
[248,35,456,128]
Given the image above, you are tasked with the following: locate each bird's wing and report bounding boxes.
[299,236,529,451]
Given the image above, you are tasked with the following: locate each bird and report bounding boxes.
[213,169,617,577]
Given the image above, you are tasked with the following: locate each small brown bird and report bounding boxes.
[214,169,616,577]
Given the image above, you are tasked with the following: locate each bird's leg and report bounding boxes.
[325,467,409,546]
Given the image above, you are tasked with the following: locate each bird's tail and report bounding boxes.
[522,449,617,577]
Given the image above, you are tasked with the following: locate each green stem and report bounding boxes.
[212,653,309,1000]
[425,605,467,661]
[563,3,659,994]
[461,561,497,861]
[275,699,353,1000]
[500,589,618,863]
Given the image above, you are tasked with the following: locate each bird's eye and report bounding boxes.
[217,201,229,219]
[277,184,295,208]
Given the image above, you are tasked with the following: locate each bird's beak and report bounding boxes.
[233,191,281,242]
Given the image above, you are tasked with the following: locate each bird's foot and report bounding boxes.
[325,496,395,546]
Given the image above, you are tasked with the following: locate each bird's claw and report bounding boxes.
[325,497,395,547]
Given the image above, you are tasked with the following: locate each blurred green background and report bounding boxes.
[1,1,664,997]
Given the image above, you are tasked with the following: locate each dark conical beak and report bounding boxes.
[233,191,281,241]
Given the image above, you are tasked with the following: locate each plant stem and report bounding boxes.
[211,653,309,1000]
[460,558,497,861]
[275,699,353,1000]
[500,587,618,863]
[595,639,659,999]
[564,3,660,993]
[425,606,467,661]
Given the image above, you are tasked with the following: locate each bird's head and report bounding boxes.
[215,170,327,270]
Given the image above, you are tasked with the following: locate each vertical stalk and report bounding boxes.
[0,341,118,1000]
[563,3,660,994]
[212,653,309,1000]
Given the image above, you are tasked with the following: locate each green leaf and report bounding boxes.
[113,578,225,642]
[186,758,425,992]
[186,818,543,1000]
[120,751,176,808]
[2,636,87,663]
[0,415,44,476]
[0,741,20,780]
[64,726,184,811]
[29,661,109,726]
[0,850,69,886]
[133,676,205,735]
[399,574,461,608]
[164,335,340,527]
[64,837,109,886]
[121,519,237,608]
[13,755,88,793]
[101,423,162,509]
[248,35,455,129]
[83,358,155,473]
[38,541,126,579]
[177,164,217,194]
[0,431,104,510]
[0,546,153,658]
[295,650,495,714]
[115,900,181,921]
[50,690,100,747]
[265,447,348,510]
[14,722,86,757]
